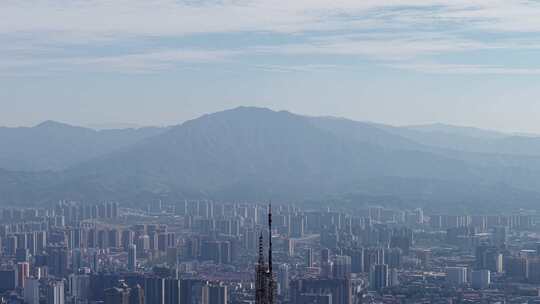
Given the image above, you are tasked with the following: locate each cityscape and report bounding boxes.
[3,0,540,303]
[0,199,539,303]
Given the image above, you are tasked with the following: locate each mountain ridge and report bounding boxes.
[2,106,540,209]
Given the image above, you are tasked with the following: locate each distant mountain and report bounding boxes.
[2,107,540,209]
[62,107,480,199]
[0,121,166,171]
[381,123,540,157]
[403,123,507,139]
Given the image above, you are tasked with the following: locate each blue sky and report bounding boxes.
[2,0,540,132]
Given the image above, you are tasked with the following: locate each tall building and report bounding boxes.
[202,283,228,304]
[164,278,180,304]
[16,262,30,288]
[349,249,364,273]
[129,284,145,304]
[0,269,17,293]
[47,246,69,278]
[291,278,352,304]
[69,274,91,302]
[446,267,468,285]
[305,248,313,268]
[277,264,290,298]
[128,244,137,272]
[471,270,491,290]
[105,286,130,304]
[370,264,388,292]
[255,204,276,304]
[333,256,351,279]
[47,280,65,304]
[475,245,503,273]
[24,278,40,304]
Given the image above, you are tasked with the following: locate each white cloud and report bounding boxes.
[1,0,540,74]
[392,62,540,75]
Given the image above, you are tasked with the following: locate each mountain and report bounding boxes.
[381,123,540,157]
[68,108,491,199]
[2,107,540,209]
[0,121,167,171]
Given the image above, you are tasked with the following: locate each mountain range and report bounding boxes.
[2,106,540,210]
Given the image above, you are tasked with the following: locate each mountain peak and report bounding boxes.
[34,120,76,129]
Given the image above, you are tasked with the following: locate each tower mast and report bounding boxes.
[268,203,273,273]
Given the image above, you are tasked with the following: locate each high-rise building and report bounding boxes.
[72,249,83,273]
[291,278,352,304]
[164,278,180,304]
[286,239,295,257]
[105,286,130,304]
[505,256,528,279]
[277,264,290,298]
[47,246,69,278]
[46,280,65,304]
[24,278,40,304]
[370,264,388,292]
[363,248,384,274]
[202,283,228,304]
[446,267,468,285]
[305,248,313,268]
[290,215,305,238]
[385,248,402,269]
[349,249,364,273]
[129,284,145,304]
[69,274,91,301]
[16,262,30,288]
[471,270,491,290]
[144,277,165,304]
[0,269,16,292]
[389,268,399,287]
[333,256,351,279]
[128,244,137,272]
[16,248,30,263]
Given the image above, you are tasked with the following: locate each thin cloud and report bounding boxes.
[392,62,540,75]
[1,0,540,74]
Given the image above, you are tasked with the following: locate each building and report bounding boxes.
[471,270,491,289]
[47,280,65,304]
[0,269,16,292]
[291,278,352,304]
[202,283,228,304]
[446,267,468,285]
[24,278,40,304]
[17,262,30,288]
[129,284,145,304]
[305,248,313,268]
[69,274,91,302]
[277,264,290,298]
[128,244,137,271]
[370,264,388,292]
[333,256,351,279]
[105,286,130,304]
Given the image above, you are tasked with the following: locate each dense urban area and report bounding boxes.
[0,200,538,304]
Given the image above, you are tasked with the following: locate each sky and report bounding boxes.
[2,0,540,132]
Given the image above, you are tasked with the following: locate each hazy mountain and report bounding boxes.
[0,121,167,171]
[52,108,540,205]
[379,123,540,157]
[403,123,507,139]
[2,107,540,209]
